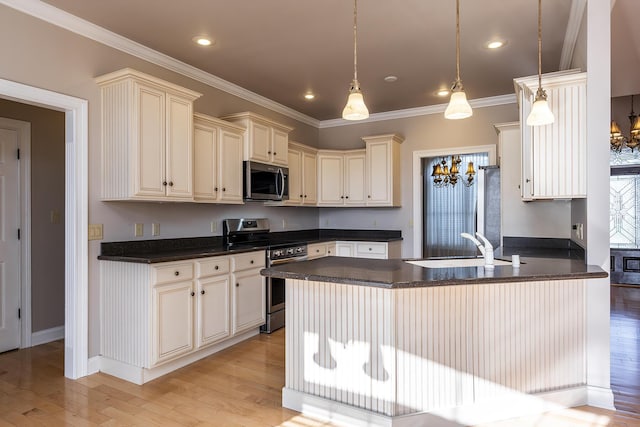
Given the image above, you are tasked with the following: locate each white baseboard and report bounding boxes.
[587,385,616,410]
[87,356,100,375]
[283,386,593,427]
[31,325,64,347]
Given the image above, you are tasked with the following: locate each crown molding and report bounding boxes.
[560,0,587,70]
[319,94,517,129]
[0,0,321,128]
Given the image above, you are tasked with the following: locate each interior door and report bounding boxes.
[0,121,21,353]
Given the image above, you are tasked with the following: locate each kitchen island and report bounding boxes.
[262,256,610,427]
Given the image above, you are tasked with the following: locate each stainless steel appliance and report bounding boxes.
[243,161,289,201]
[222,218,306,334]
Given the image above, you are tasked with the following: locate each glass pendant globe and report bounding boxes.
[342,90,369,120]
[526,98,554,126]
[444,90,473,120]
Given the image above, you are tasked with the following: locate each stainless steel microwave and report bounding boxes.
[243,161,289,201]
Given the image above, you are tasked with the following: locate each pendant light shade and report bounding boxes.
[445,0,472,120]
[526,0,554,126]
[342,0,369,121]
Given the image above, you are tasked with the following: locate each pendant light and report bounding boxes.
[444,0,472,120]
[342,0,369,121]
[526,0,555,126]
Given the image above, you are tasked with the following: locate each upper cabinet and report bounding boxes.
[514,70,586,200]
[193,113,245,204]
[221,112,293,167]
[286,141,318,206]
[363,134,403,207]
[96,68,202,201]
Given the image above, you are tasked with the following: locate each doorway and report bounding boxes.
[0,78,88,379]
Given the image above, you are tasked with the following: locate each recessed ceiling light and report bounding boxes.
[304,93,315,100]
[193,36,214,47]
[486,40,507,49]
[436,89,450,97]
[384,75,398,83]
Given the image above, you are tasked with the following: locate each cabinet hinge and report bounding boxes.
[18,308,21,319]
[18,229,21,240]
[17,148,20,160]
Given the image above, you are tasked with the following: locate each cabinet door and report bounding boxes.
[165,94,193,198]
[335,242,355,257]
[134,83,166,197]
[232,269,266,335]
[219,128,244,203]
[249,121,271,163]
[302,151,318,205]
[317,154,344,205]
[366,141,391,205]
[196,275,230,348]
[193,122,218,201]
[271,128,289,166]
[344,152,366,205]
[152,280,194,365]
[287,149,303,205]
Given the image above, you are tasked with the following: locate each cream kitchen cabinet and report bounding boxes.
[514,70,586,200]
[335,241,402,259]
[363,134,403,207]
[193,113,245,204]
[100,251,264,385]
[317,150,366,206]
[231,251,266,335]
[96,68,202,201]
[307,241,336,259]
[286,141,318,206]
[222,112,293,167]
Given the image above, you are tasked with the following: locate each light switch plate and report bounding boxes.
[88,224,103,241]
[134,223,144,237]
[152,223,160,236]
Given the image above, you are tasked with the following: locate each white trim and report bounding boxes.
[31,325,64,346]
[0,78,89,380]
[412,145,496,258]
[560,0,587,70]
[87,355,100,375]
[283,386,592,427]
[587,386,615,410]
[320,94,517,129]
[0,0,320,128]
[0,118,32,349]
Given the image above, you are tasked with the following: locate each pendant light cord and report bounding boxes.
[353,0,358,83]
[537,0,542,90]
[455,0,461,82]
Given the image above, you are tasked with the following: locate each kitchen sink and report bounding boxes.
[406,258,512,268]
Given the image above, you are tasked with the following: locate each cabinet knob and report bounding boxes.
[162,181,167,186]
[201,290,205,295]
[525,179,530,183]
[214,187,218,192]
[214,265,219,270]
[268,151,272,154]
[273,152,277,156]
[340,196,344,199]
[300,194,303,198]
[236,283,239,287]
[316,249,320,253]
[222,188,226,192]
[190,291,195,297]
[174,271,180,276]
[169,181,174,187]
[304,195,307,198]
[368,195,371,198]
[250,260,254,264]
[345,195,349,199]
[328,250,332,254]
[369,248,372,251]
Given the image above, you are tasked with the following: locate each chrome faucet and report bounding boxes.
[460,232,495,268]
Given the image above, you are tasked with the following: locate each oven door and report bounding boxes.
[267,256,307,314]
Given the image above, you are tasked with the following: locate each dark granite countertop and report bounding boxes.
[98,229,402,264]
[260,256,608,288]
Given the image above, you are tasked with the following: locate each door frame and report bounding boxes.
[0,118,32,348]
[412,145,496,258]
[0,78,88,379]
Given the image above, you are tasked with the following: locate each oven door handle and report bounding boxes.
[270,256,308,265]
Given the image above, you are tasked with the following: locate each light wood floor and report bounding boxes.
[1,293,640,427]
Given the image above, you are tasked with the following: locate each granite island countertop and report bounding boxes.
[261,256,608,288]
[97,229,402,264]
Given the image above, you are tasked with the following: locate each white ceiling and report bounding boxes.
[38,0,633,120]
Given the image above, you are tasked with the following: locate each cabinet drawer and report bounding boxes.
[153,262,194,284]
[232,251,265,271]
[308,243,327,259]
[356,242,387,257]
[197,257,230,278]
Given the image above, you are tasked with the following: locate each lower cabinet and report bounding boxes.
[307,241,336,259]
[335,240,402,259]
[100,251,265,384]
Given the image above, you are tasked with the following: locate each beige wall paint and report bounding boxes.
[0,99,65,333]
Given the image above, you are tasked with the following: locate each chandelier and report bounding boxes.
[611,95,640,152]
[431,155,475,187]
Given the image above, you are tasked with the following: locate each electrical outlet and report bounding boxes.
[373,220,378,227]
[134,223,144,237]
[282,219,287,229]
[152,223,160,236]
[88,224,103,241]
[210,221,218,233]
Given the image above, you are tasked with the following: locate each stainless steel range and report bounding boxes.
[222,218,307,334]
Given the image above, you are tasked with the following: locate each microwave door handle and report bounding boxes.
[277,168,285,199]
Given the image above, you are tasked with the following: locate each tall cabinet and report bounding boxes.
[514,70,587,200]
[287,141,318,206]
[96,68,202,201]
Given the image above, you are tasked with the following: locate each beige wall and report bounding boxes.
[0,99,65,333]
